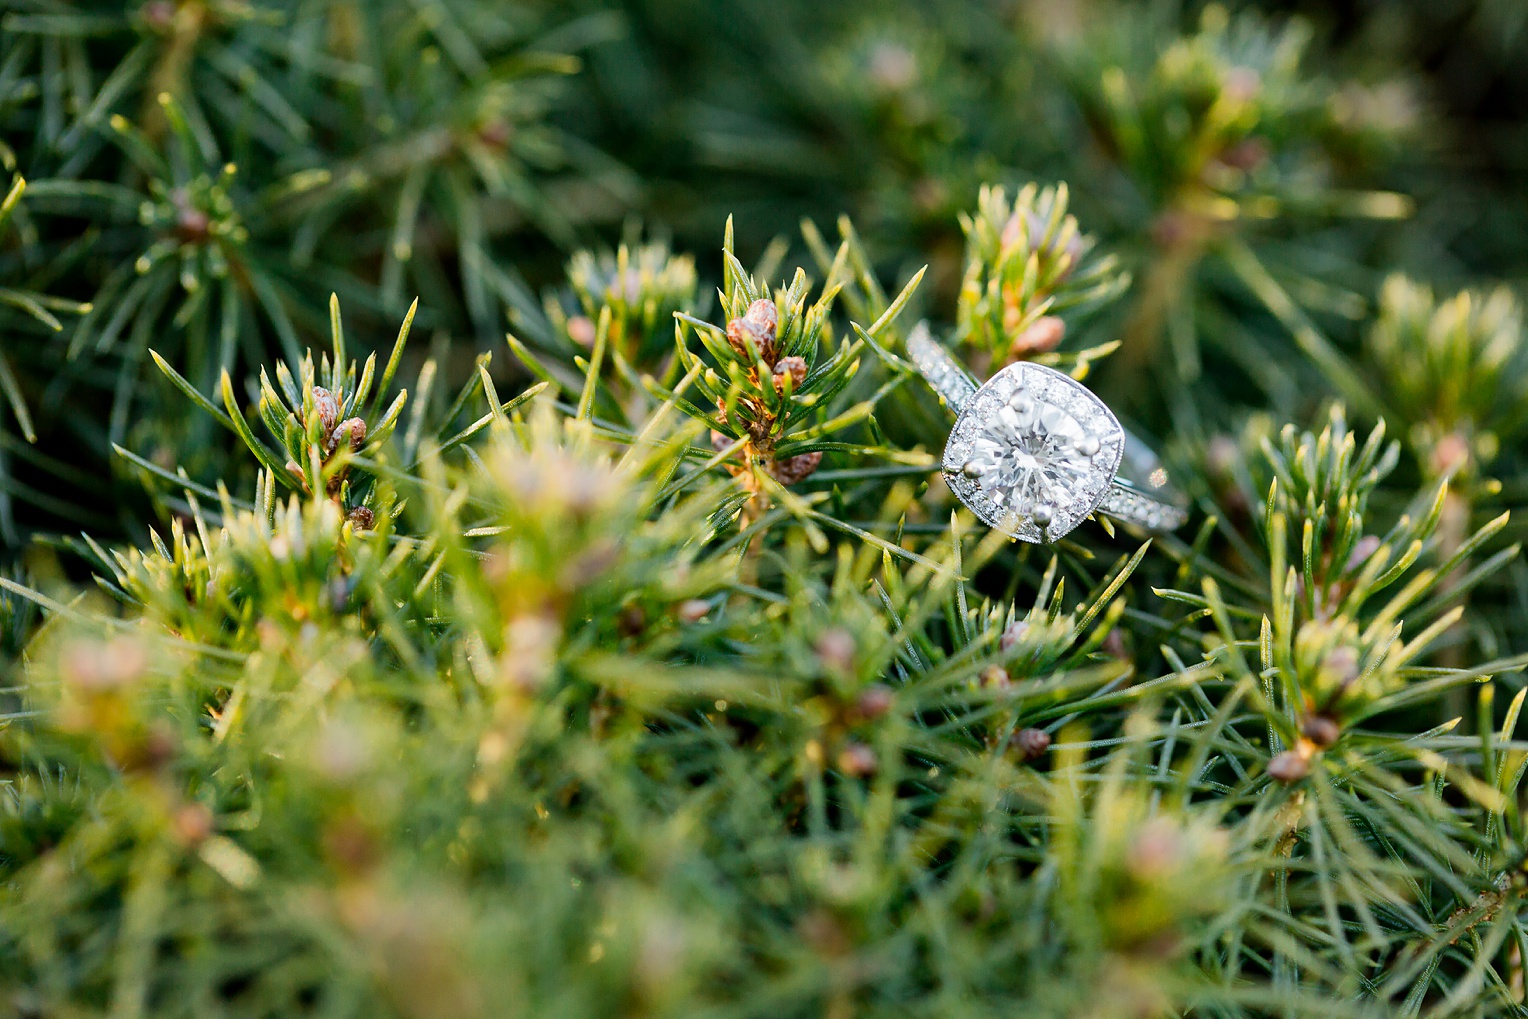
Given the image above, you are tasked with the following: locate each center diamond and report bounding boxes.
[942,360,1125,543]
[966,398,1094,516]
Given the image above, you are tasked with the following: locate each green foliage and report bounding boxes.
[563,236,699,370]
[954,182,1128,369]
[5,1,1528,1016]
[1366,276,1528,485]
[0,174,91,541]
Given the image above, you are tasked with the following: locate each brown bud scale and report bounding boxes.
[767,451,821,486]
[1267,748,1311,784]
[1301,714,1341,749]
[312,387,340,434]
[772,356,808,394]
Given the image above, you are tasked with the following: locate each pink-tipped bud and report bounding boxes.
[175,206,211,244]
[837,742,877,777]
[171,802,214,846]
[852,684,895,721]
[815,628,856,674]
[1222,66,1262,104]
[1011,727,1051,762]
[476,119,511,149]
[1010,316,1066,358]
[1325,646,1360,688]
[1344,535,1382,575]
[566,315,597,347]
[1431,432,1472,478]
[677,599,710,623]
[141,1,176,31]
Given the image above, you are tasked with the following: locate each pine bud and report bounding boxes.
[852,684,894,721]
[1301,714,1341,749]
[1344,535,1382,575]
[1431,431,1471,478]
[796,909,849,956]
[142,721,180,772]
[175,205,211,244]
[1125,818,1185,881]
[677,598,711,623]
[476,119,512,149]
[1267,749,1310,784]
[1000,620,1029,651]
[323,814,377,875]
[726,299,779,363]
[1000,208,1082,273]
[1151,209,1198,250]
[618,604,647,637]
[140,1,176,32]
[1011,727,1051,761]
[1222,66,1262,104]
[312,387,340,434]
[60,637,148,692]
[767,451,821,486]
[171,802,215,846]
[815,628,856,674]
[867,42,918,92]
[1206,435,1240,477]
[979,664,1011,690]
[1219,137,1270,171]
[335,416,367,451]
[772,356,808,394]
[1102,629,1128,661]
[1321,645,1361,704]
[744,298,777,336]
[837,742,877,777]
[1009,316,1066,358]
[566,315,597,347]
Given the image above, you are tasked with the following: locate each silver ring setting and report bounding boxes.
[908,324,1187,544]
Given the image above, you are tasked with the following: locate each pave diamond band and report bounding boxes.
[908,324,1187,543]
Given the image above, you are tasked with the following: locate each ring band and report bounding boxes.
[908,324,1187,543]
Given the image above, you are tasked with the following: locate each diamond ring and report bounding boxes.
[907,324,1187,544]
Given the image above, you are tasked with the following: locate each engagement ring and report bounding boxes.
[908,324,1187,544]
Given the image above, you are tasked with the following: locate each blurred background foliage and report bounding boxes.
[5,0,1528,1015]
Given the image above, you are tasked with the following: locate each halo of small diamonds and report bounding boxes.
[942,361,1125,543]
